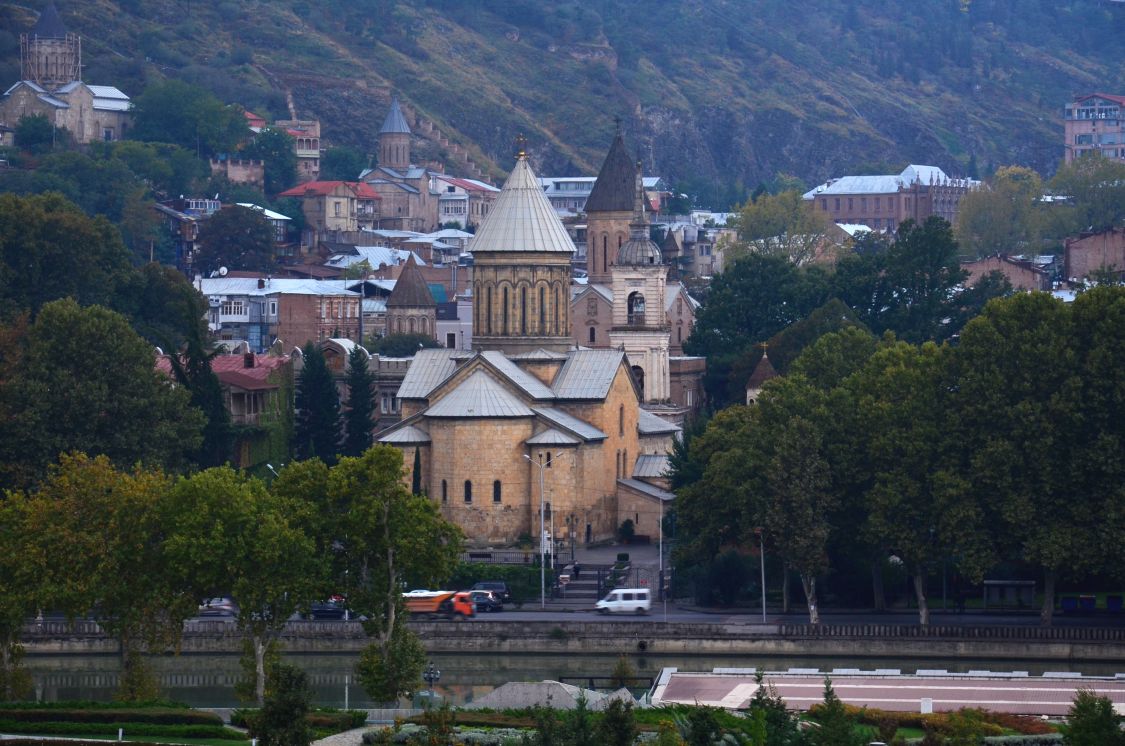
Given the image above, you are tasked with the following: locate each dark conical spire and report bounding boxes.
[585,125,636,213]
[387,255,435,308]
[379,97,411,135]
[31,3,68,38]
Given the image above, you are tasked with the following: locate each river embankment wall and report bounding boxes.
[19,620,1125,663]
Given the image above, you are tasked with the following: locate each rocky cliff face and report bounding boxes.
[3,0,1122,205]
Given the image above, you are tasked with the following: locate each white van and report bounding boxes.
[596,588,651,615]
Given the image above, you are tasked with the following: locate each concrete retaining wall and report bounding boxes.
[20,620,1125,662]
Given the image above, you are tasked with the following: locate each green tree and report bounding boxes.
[24,454,193,699]
[130,79,249,156]
[342,346,376,457]
[0,495,37,700]
[0,299,205,490]
[1065,689,1124,746]
[294,343,340,463]
[196,205,277,275]
[809,678,865,746]
[763,416,834,625]
[847,340,988,626]
[110,140,208,198]
[242,127,298,195]
[596,699,638,746]
[747,672,803,746]
[0,193,134,318]
[13,113,64,154]
[955,166,1044,257]
[254,662,312,746]
[371,333,442,357]
[729,190,833,266]
[34,150,146,223]
[565,692,597,746]
[1049,152,1125,233]
[321,145,369,181]
[296,447,462,702]
[164,467,322,705]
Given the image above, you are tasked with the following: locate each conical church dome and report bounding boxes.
[469,155,575,255]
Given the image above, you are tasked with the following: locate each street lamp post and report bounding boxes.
[422,661,440,701]
[523,453,546,608]
[755,527,766,623]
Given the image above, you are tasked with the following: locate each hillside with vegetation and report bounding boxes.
[1,0,1123,206]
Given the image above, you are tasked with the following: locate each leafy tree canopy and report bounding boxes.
[320,145,369,181]
[196,204,277,275]
[131,79,249,156]
[241,127,298,195]
[371,333,441,357]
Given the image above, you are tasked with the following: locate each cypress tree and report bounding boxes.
[294,343,340,463]
[411,447,422,495]
[342,346,375,457]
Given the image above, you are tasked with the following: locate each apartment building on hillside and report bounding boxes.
[1064,93,1125,163]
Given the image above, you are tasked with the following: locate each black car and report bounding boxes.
[307,598,347,621]
[468,589,504,612]
[470,581,512,603]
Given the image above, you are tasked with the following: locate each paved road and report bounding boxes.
[656,671,1125,715]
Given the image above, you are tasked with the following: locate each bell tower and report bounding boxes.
[20,3,81,90]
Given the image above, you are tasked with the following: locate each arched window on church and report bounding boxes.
[632,365,646,399]
[464,480,472,503]
[627,292,646,325]
[602,235,607,275]
[538,285,546,333]
[520,287,528,335]
[502,287,510,335]
[441,479,447,503]
[486,286,493,335]
[588,326,596,344]
[618,404,624,436]
[420,317,428,335]
[493,480,502,503]
[555,284,562,333]
[408,317,416,334]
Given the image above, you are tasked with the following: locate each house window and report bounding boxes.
[441,479,447,503]
[820,198,827,210]
[847,198,854,211]
[334,202,342,217]
[220,299,244,316]
[834,198,840,211]
[493,480,502,503]
[102,128,114,142]
[464,480,472,503]
[269,300,278,316]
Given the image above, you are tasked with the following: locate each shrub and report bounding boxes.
[0,720,244,740]
[0,707,223,726]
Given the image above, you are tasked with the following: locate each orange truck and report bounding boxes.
[402,590,476,619]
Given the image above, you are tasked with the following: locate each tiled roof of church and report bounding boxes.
[424,369,533,418]
[532,407,607,441]
[481,351,555,400]
[746,351,779,390]
[397,348,460,398]
[386,255,435,307]
[377,424,431,445]
[468,154,575,255]
[32,3,68,38]
[550,349,625,399]
[638,409,682,436]
[526,428,581,446]
[585,130,636,213]
[379,97,411,135]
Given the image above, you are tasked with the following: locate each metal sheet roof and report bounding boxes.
[633,453,670,479]
[638,409,682,436]
[236,203,291,221]
[196,278,360,297]
[617,478,675,502]
[550,349,625,399]
[424,369,534,418]
[468,156,576,255]
[526,428,581,446]
[532,407,607,442]
[481,351,555,400]
[379,97,411,134]
[377,424,432,445]
[397,348,461,399]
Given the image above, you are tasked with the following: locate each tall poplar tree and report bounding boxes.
[342,346,375,458]
[294,343,340,464]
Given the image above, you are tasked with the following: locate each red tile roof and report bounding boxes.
[155,353,290,391]
[436,175,496,193]
[278,181,381,199]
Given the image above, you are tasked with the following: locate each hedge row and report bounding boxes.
[0,718,246,740]
[809,704,1056,736]
[0,707,223,725]
[0,700,188,710]
[0,740,168,746]
[231,707,367,733]
[981,736,1064,745]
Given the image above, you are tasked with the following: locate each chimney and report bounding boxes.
[244,352,255,368]
[258,278,266,288]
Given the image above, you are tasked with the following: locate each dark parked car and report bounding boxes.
[307,595,348,621]
[471,581,512,603]
[197,597,237,618]
[469,589,504,612]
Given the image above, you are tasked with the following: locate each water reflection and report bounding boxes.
[24,652,1123,709]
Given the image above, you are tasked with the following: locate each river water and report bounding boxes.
[24,651,1125,709]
